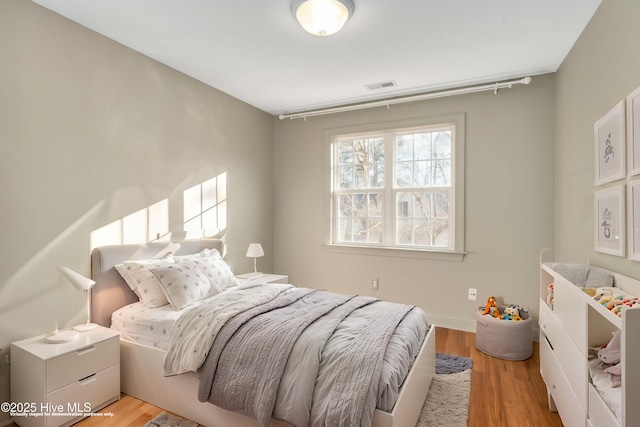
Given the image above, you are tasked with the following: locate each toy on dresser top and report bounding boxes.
[481,296,528,321]
[592,286,640,317]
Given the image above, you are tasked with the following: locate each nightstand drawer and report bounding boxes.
[46,336,118,393]
[47,364,120,427]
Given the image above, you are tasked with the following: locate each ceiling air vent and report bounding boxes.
[365,80,397,90]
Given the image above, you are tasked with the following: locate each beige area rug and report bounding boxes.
[416,369,472,427]
[145,412,198,427]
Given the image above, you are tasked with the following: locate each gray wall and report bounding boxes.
[0,0,273,418]
[555,0,640,277]
[273,74,556,331]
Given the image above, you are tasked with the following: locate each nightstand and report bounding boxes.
[10,326,120,427]
[236,273,289,284]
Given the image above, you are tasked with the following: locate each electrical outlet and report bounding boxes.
[468,288,477,301]
[371,278,379,290]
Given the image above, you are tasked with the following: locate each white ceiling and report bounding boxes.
[31,0,601,116]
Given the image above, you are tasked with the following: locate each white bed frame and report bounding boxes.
[90,239,436,427]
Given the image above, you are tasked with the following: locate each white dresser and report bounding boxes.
[10,326,120,427]
[539,253,640,427]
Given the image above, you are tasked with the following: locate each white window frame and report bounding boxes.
[324,114,465,261]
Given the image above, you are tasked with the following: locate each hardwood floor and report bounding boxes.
[437,328,563,427]
[7,328,563,427]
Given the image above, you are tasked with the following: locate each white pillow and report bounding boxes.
[150,260,222,310]
[116,257,175,308]
[193,248,240,290]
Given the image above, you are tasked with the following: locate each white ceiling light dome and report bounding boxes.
[292,0,354,36]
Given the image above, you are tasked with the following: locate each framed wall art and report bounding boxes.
[594,185,625,257]
[627,86,640,177]
[628,180,640,261]
[594,100,626,186]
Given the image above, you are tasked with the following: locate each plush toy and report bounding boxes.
[546,283,554,309]
[598,331,621,365]
[594,286,626,301]
[606,297,624,310]
[483,296,497,315]
[503,305,523,321]
[482,296,503,319]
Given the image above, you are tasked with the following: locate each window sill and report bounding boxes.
[323,244,465,262]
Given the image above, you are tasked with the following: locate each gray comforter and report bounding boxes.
[196,286,426,427]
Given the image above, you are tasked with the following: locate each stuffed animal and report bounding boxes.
[594,286,626,301]
[598,331,621,365]
[503,305,523,321]
[483,296,497,315]
[546,283,554,309]
[483,296,503,319]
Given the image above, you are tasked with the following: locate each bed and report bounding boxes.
[90,238,436,427]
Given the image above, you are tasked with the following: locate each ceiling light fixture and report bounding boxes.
[292,0,354,36]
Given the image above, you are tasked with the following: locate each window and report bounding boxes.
[328,115,464,258]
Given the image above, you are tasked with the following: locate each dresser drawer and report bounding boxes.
[539,303,588,412]
[46,336,119,393]
[46,364,120,427]
[540,336,586,427]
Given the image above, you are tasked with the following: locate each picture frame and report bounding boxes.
[627,86,640,177]
[594,100,626,186]
[628,180,640,261]
[594,185,625,257]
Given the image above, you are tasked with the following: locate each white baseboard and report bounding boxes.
[426,314,476,332]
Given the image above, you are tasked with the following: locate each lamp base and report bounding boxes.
[45,329,79,344]
[73,322,99,332]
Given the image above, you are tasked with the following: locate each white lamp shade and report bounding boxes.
[59,266,96,292]
[59,266,98,333]
[293,0,354,36]
[246,243,265,258]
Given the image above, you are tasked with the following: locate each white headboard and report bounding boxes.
[90,239,224,327]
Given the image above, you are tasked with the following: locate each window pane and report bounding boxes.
[338,137,384,190]
[339,141,354,163]
[432,219,450,247]
[353,193,366,217]
[354,165,366,188]
[396,161,413,188]
[433,159,451,186]
[413,219,431,245]
[414,134,431,160]
[368,219,382,243]
[370,138,385,163]
[412,192,432,219]
[368,193,383,217]
[396,136,413,161]
[396,219,413,244]
[339,165,354,189]
[434,131,451,158]
[434,191,450,218]
[369,163,384,188]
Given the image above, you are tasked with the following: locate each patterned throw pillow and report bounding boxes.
[192,248,240,290]
[150,259,221,310]
[115,257,175,307]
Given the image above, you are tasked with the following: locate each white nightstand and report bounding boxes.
[10,326,120,427]
[236,273,289,284]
